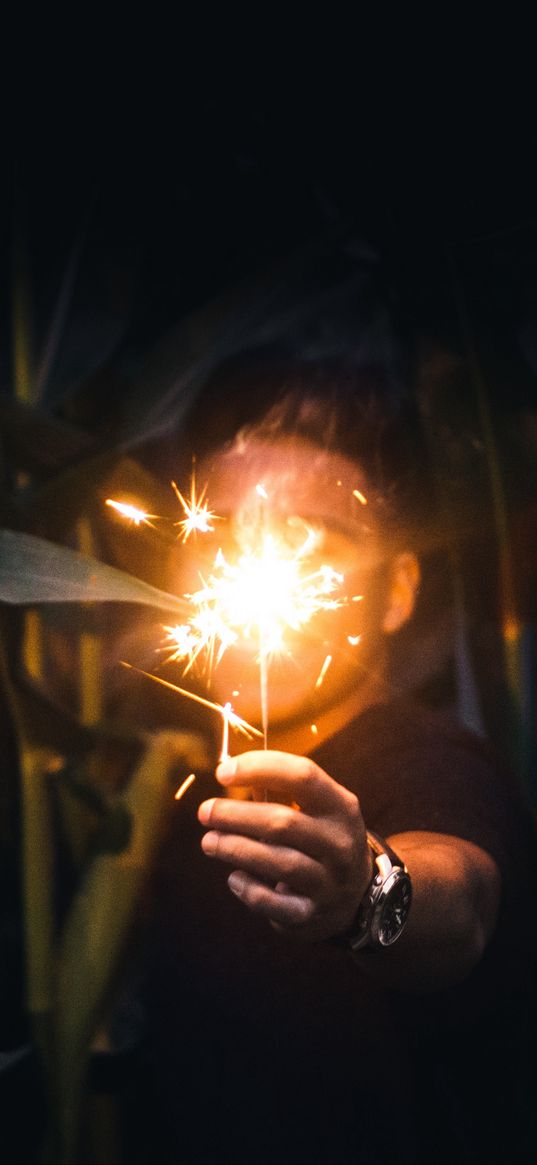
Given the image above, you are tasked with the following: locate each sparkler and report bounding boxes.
[108,468,366,759]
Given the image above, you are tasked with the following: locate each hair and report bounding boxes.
[182,348,436,552]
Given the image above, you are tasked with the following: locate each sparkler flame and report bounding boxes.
[165,529,345,674]
[107,471,363,755]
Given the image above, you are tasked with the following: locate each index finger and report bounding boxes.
[216,751,355,816]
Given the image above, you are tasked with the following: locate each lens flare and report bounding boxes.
[165,530,345,673]
[107,471,365,755]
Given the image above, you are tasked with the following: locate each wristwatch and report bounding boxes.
[338,830,412,952]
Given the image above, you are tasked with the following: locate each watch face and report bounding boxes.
[376,872,412,946]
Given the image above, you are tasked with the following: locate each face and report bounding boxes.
[165,436,389,732]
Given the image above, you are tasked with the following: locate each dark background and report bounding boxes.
[3,59,537,775]
[1,35,537,1165]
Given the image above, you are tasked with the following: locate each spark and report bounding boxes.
[347,634,361,646]
[353,488,368,506]
[310,723,318,736]
[105,499,159,528]
[315,654,332,688]
[172,474,218,542]
[255,482,268,499]
[174,773,196,801]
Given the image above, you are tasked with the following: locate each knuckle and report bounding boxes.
[297,757,321,790]
[275,895,315,927]
[280,849,304,882]
[336,832,355,865]
[331,828,358,876]
[295,897,315,924]
[266,805,294,843]
[245,880,264,907]
[343,790,361,824]
[220,834,248,865]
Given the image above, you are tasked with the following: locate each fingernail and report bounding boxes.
[198,798,216,824]
[201,830,219,855]
[228,871,246,898]
[216,758,237,783]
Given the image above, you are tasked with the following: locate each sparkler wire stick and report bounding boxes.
[220,703,232,762]
[259,626,269,751]
[120,661,263,745]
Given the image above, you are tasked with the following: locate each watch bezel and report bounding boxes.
[347,832,412,952]
[368,866,412,948]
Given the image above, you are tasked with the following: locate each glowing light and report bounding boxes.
[108,470,361,755]
[315,654,332,688]
[503,615,520,643]
[174,773,196,801]
[347,634,361,646]
[310,723,318,735]
[166,529,345,677]
[105,499,158,528]
[172,475,218,542]
[353,489,368,506]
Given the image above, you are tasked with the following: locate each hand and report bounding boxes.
[197,750,373,942]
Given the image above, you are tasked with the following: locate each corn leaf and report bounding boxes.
[0,529,189,616]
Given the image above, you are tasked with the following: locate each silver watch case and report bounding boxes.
[348,831,412,952]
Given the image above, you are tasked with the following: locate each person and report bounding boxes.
[133,358,537,1165]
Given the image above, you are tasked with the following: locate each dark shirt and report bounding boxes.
[138,700,537,1165]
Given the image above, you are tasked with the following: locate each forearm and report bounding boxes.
[351,831,501,993]
[199,756,502,996]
